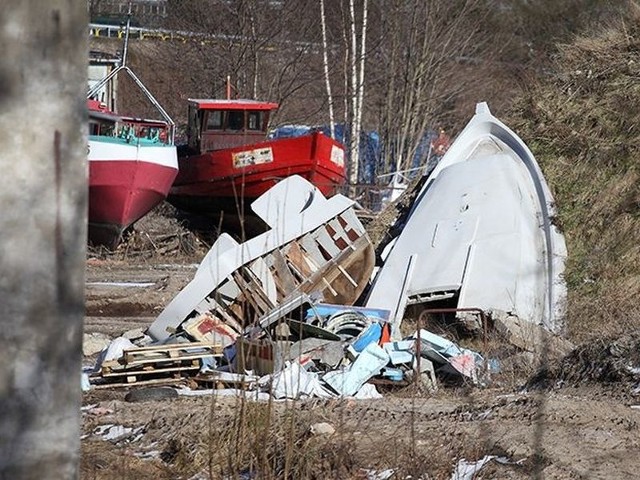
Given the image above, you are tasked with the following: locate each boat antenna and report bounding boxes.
[121,3,132,67]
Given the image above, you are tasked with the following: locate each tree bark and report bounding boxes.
[320,0,336,138]
[348,0,368,190]
[0,2,87,479]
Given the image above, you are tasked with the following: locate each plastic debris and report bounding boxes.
[323,343,390,397]
[309,422,335,435]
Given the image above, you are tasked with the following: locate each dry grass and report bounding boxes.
[125,394,483,480]
[88,202,210,263]
[507,9,640,343]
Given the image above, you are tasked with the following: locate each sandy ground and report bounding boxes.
[82,257,640,480]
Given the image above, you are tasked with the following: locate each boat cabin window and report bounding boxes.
[147,126,166,142]
[89,119,115,136]
[194,105,271,142]
[248,111,263,131]
[227,110,244,131]
[205,110,223,130]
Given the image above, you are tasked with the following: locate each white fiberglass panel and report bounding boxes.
[147,175,362,341]
[367,153,538,312]
[250,174,354,239]
[366,102,567,335]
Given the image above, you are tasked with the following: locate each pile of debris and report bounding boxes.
[89,302,484,398]
[88,103,571,399]
[88,202,207,260]
[526,332,640,393]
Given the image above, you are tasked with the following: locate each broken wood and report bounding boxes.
[91,342,224,387]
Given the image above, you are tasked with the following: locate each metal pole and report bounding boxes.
[122,3,132,67]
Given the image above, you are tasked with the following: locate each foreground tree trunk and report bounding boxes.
[0,2,87,479]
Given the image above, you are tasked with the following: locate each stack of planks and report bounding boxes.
[91,342,223,388]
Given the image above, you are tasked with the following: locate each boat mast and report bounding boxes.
[86,3,176,144]
[121,3,132,67]
[86,3,131,98]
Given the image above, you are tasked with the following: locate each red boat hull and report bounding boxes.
[89,160,178,247]
[169,132,346,232]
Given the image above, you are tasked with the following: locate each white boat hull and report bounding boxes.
[366,103,567,336]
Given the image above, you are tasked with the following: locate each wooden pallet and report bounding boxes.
[92,342,223,387]
[91,376,187,389]
[124,342,222,362]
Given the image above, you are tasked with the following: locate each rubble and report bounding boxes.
[89,424,145,444]
[147,175,375,343]
[87,104,571,402]
[323,343,389,396]
[492,311,573,357]
[83,332,112,356]
[450,455,509,480]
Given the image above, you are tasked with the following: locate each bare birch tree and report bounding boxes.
[145,0,333,126]
[320,0,336,138]
[347,0,368,187]
[369,0,499,176]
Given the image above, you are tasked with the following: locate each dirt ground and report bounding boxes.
[82,239,640,480]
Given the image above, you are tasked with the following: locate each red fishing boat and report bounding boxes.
[87,98,178,248]
[86,11,178,248]
[168,98,347,234]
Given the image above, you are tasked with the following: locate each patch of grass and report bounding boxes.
[508,9,640,343]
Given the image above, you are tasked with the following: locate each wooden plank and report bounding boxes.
[231,270,272,316]
[284,242,316,277]
[98,364,200,379]
[269,249,298,295]
[337,264,359,288]
[122,342,222,353]
[91,377,186,389]
[122,353,216,368]
[122,344,223,364]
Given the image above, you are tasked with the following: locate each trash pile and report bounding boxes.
[88,103,570,399]
[89,299,485,398]
[88,175,483,397]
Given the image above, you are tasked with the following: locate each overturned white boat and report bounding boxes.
[148,175,375,342]
[365,102,567,337]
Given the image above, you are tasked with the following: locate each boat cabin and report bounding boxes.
[88,99,118,136]
[186,99,278,153]
[88,99,171,145]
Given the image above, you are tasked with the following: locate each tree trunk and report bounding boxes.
[320,0,336,138]
[0,2,87,479]
[349,0,359,189]
[355,0,368,172]
[348,0,368,191]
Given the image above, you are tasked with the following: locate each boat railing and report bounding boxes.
[87,10,176,145]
